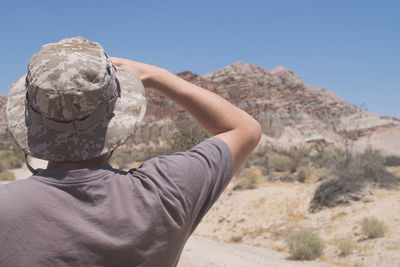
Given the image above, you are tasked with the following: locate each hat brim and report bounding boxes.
[6,66,146,162]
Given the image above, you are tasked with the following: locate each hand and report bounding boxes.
[110,57,162,88]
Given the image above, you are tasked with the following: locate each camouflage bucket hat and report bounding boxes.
[6,37,146,162]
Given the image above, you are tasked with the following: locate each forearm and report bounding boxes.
[148,68,259,137]
[111,57,262,175]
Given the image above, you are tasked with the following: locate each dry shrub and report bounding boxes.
[240,144,311,183]
[310,148,398,212]
[111,146,173,170]
[240,145,269,175]
[311,148,345,170]
[285,229,324,260]
[0,147,25,172]
[360,217,387,238]
[337,237,357,256]
[384,155,400,167]
[233,166,265,191]
[229,235,243,243]
[354,149,398,187]
[285,146,311,167]
[0,170,16,181]
[111,124,209,170]
[268,152,297,172]
[169,125,209,152]
[296,165,310,182]
[110,149,135,169]
[309,176,362,212]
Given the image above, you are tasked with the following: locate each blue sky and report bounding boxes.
[1,0,399,117]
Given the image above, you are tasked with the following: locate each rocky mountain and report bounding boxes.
[200,62,400,155]
[0,95,9,147]
[1,62,399,155]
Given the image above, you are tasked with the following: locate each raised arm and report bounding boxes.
[111,57,262,176]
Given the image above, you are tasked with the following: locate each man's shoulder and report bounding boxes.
[0,177,34,190]
[0,179,39,219]
[0,178,36,199]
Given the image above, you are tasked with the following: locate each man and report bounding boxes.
[0,37,261,266]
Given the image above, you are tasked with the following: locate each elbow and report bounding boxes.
[252,121,263,147]
[245,120,262,149]
[235,120,262,150]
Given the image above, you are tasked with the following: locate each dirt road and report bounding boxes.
[178,236,335,267]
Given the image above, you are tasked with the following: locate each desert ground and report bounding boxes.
[181,176,400,267]
[178,236,334,267]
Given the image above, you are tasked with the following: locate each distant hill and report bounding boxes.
[1,63,399,155]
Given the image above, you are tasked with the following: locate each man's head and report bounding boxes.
[6,37,146,163]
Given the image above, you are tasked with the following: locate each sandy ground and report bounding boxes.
[192,177,400,267]
[178,236,334,267]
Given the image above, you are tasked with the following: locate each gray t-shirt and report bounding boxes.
[0,137,233,267]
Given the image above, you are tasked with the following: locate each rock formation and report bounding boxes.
[0,95,9,147]
[1,62,399,155]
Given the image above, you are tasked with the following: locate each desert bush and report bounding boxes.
[240,144,311,179]
[285,146,311,164]
[272,146,310,172]
[0,147,25,172]
[360,217,387,238]
[0,170,16,181]
[285,229,324,260]
[309,176,361,212]
[311,148,347,170]
[296,165,310,182]
[243,147,270,173]
[110,149,136,169]
[331,148,397,187]
[268,152,297,172]
[111,146,173,169]
[310,139,329,153]
[310,148,398,212]
[233,166,265,191]
[169,125,209,153]
[111,125,210,170]
[229,235,243,243]
[355,149,398,187]
[337,237,357,256]
[384,155,400,167]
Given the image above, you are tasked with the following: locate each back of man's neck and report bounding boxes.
[47,153,110,170]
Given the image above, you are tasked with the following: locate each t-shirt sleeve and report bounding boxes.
[134,137,233,231]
